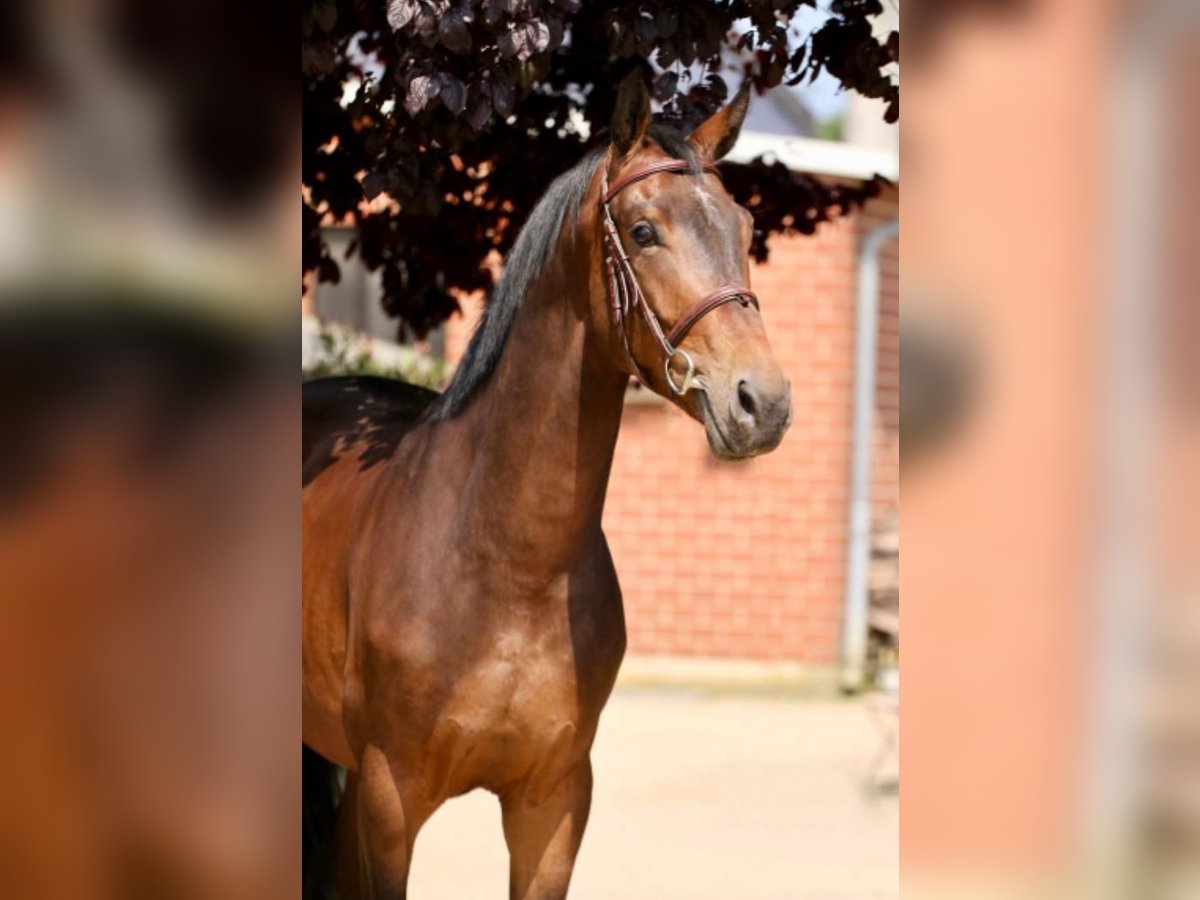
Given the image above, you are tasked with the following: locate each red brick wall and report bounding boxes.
[447,186,899,664]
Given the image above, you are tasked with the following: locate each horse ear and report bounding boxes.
[610,70,652,159]
[689,81,751,161]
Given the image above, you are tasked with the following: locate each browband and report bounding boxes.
[601,160,722,205]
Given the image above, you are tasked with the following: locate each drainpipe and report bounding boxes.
[840,218,898,692]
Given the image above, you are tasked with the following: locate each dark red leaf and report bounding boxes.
[317,255,341,284]
[529,20,551,53]
[439,73,467,114]
[362,169,386,200]
[635,14,657,45]
[497,26,520,58]
[413,1,438,38]
[547,16,564,51]
[705,73,729,104]
[386,0,419,30]
[492,78,514,116]
[438,10,472,53]
[315,1,337,33]
[653,70,679,102]
[655,8,679,38]
[468,93,492,130]
[404,74,439,116]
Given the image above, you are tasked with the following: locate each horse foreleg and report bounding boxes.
[501,760,593,900]
[355,745,428,900]
[329,771,359,899]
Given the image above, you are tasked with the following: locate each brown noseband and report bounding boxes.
[600,158,759,394]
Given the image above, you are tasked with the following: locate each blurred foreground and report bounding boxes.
[1,1,296,897]
[409,688,898,900]
[903,1,1200,896]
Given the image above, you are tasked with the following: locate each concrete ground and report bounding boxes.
[408,687,898,899]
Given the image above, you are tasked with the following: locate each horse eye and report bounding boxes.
[630,223,657,247]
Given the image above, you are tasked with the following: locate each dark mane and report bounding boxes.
[430,123,698,420]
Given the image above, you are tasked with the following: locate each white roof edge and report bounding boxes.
[727,131,898,183]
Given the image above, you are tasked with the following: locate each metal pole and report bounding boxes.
[840,218,898,692]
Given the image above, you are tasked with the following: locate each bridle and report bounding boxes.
[599,158,760,395]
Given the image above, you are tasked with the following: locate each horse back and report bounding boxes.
[302,375,438,487]
[302,376,438,768]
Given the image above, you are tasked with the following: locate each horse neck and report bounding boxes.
[443,211,628,578]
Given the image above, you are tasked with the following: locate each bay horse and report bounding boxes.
[302,72,792,900]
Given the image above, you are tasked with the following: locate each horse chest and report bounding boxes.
[429,628,588,796]
[373,549,625,798]
[471,624,583,734]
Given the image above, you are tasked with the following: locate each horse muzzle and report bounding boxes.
[700,375,792,460]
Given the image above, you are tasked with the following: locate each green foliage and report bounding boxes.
[303,320,450,390]
[815,116,844,142]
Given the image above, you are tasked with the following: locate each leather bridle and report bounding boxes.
[599,158,760,395]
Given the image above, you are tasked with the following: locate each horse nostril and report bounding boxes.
[736,380,758,421]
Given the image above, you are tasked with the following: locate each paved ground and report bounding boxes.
[408,688,898,899]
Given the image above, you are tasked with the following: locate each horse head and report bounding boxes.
[596,72,792,460]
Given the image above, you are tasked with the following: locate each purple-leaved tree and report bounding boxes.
[303,0,898,337]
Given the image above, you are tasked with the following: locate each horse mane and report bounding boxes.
[429,124,698,420]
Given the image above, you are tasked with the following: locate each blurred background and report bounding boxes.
[1,1,297,898]
[902,1,1200,897]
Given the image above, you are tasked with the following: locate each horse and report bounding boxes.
[302,71,792,899]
